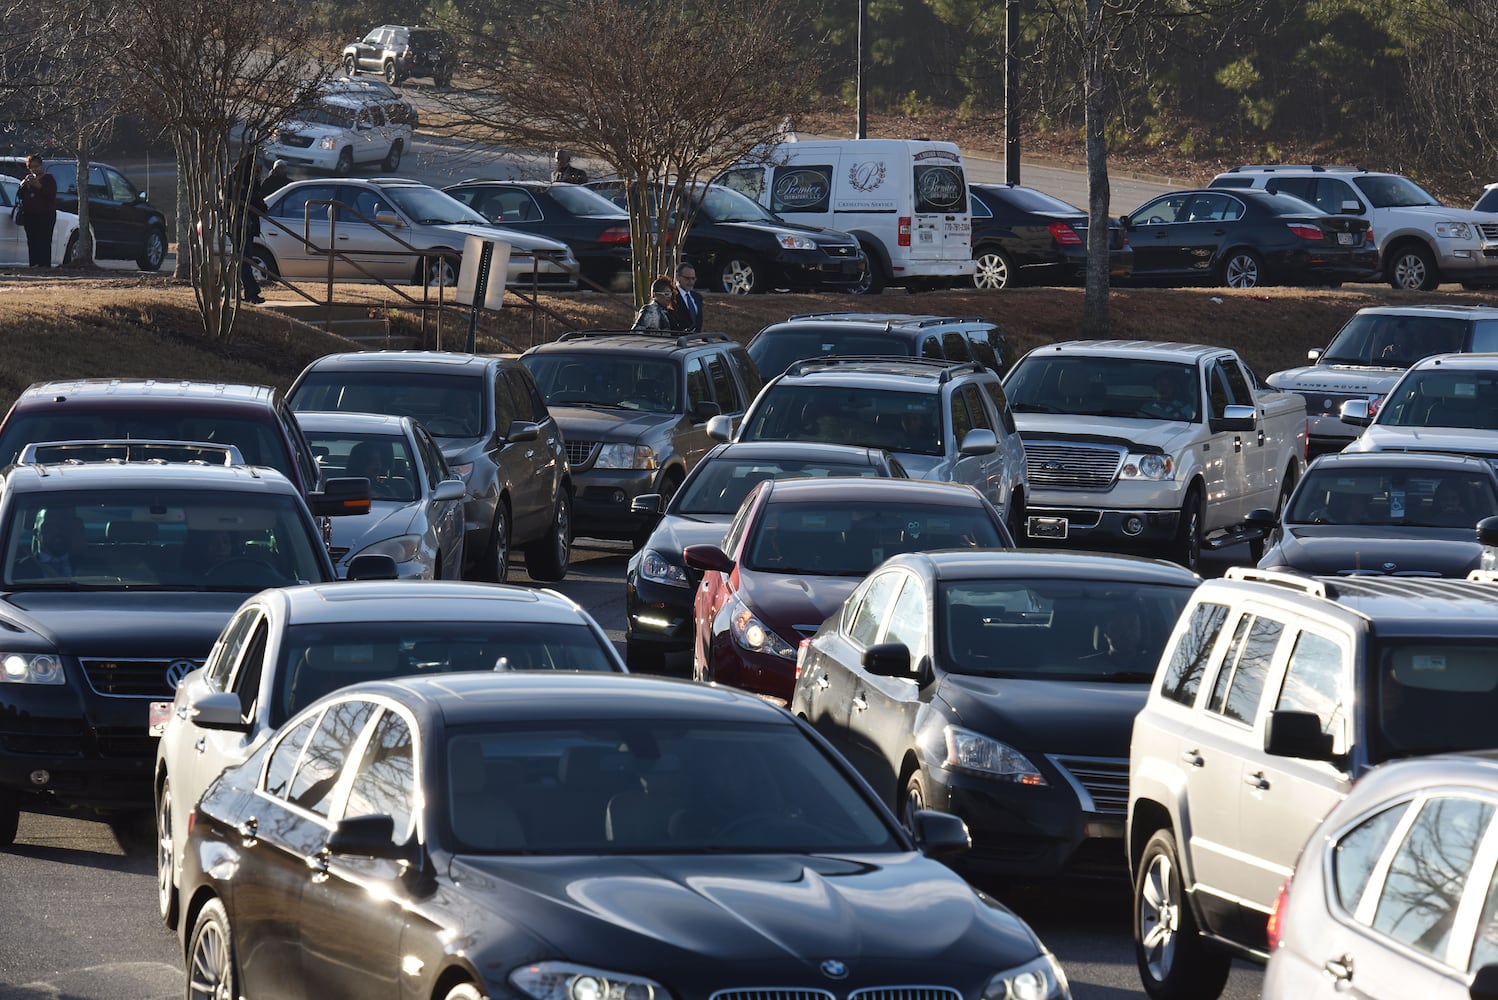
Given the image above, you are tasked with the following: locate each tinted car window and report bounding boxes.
[1207,614,1283,725]
[675,455,891,515]
[1320,313,1469,367]
[1333,802,1411,913]
[750,330,915,380]
[271,184,339,221]
[344,710,415,842]
[742,385,945,458]
[705,355,741,412]
[290,370,486,439]
[288,699,376,817]
[0,411,294,477]
[1160,602,1230,706]
[1372,796,1494,959]
[745,500,1002,575]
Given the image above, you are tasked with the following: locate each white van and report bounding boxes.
[716,138,975,294]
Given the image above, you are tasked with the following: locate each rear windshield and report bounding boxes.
[913,161,967,214]
[739,385,945,457]
[675,455,890,515]
[547,184,626,217]
[0,410,293,477]
[748,330,914,380]
[522,355,679,414]
[1372,641,1498,761]
[290,371,486,439]
[744,499,1002,575]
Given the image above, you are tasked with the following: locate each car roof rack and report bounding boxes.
[555,330,734,347]
[783,356,985,383]
[1222,164,1363,174]
[784,312,993,329]
[19,439,247,469]
[1223,566,1329,597]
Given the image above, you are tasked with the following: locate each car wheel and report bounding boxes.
[900,771,928,833]
[384,61,400,85]
[973,247,1013,290]
[0,790,18,847]
[423,254,460,287]
[187,898,238,1000]
[137,227,167,272]
[443,984,485,1000]
[157,779,179,928]
[1172,487,1202,573]
[1134,828,1232,1000]
[1388,244,1439,291]
[481,501,511,583]
[717,255,764,294]
[1220,248,1263,288]
[851,250,886,294]
[335,147,354,176]
[524,489,572,582]
[382,140,403,172]
[246,243,278,282]
[63,231,80,267]
[343,55,357,76]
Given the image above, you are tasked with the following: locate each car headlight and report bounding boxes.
[595,444,658,470]
[1434,221,1473,240]
[511,961,669,1000]
[319,135,339,151]
[1119,453,1174,480]
[449,462,474,479]
[983,953,1070,1000]
[1,652,65,685]
[639,548,689,588]
[726,593,797,661]
[354,535,422,564]
[776,233,818,250]
[943,725,1047,784]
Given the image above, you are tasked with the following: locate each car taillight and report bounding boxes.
[1266,877,1292,950]
[1367,229,1376,245]
[1047,222,1083,245]
[1286,223,1325,241]
[598,226,630,245]
[898,216,911,247]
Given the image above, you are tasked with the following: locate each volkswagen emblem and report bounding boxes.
[820,960,849,981]
[164,659,198,689]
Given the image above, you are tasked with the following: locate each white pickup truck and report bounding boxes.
[1002,341,1307,570]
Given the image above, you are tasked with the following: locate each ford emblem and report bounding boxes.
[1042,460,1062,472]
[164,659,198,689]
[820,960,849,980]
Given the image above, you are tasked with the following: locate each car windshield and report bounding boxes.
[302,102,358,130]
[303,431,418,502]
[1372,642,1498,761]
[940,579,1192,680]
[1377,370,1498,430]
[1285,468,1498,528]
[694,184,782,224]
[0,489,326,590]
[290,371,486,439]
[739,385,945,457]
[0,410,295,478]
[674,457,889,515]
[744,500,1002,576]
[385,186,488,226]
[749,330,915,380]
[271,621,618,726]
[522,355,679,413]
[1319,313,1474,367]
[1354,174,1442,209]
[1005,356,1201,422]
[547,184,627,217]
[443,719,899,854]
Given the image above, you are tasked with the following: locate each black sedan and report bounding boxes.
[445,179,632,289]
[587,180,867,294]
[177,672,1072,1000]
[625,440,907,673]
[0,156,169,270]
[968,183,1132,290]
[1252,450,1498,576]
[1120,187,1378,288]
[791,549,1199,881]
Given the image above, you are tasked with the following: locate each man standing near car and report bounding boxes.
[260,160,291,196]
[18,155,57,267]
[670,262,703,332]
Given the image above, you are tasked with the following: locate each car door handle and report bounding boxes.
[194,737,206,754]
[1233,436,1243,453]
[852,696,868,712]
[237,817,258,846]
[1245,771,1270,790]
[1257,428,1266,446]
[1181,749,1204,767]
[1323,954,1353,982]
[306,847,331,880]
[814,673,830,691]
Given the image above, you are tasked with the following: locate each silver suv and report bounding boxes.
[1127,568,1498,1000]
[1209,165,1498,291]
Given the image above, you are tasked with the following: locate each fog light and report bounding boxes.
[1122,516,1144,536]
[611,489,626,504]
[29,769,49,786]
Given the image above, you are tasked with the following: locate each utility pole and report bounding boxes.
[1005,0,1020,184]
[856,0,867,139]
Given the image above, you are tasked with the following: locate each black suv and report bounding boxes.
[520,332,762,542]
[747,313,1008,380]
[0,157,168,270]
[342,24,456,86]
[287,351,573,583]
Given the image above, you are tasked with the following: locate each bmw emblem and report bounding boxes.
[164,659,198,689]
[820,960,849,981]
[1382,562,1397,573]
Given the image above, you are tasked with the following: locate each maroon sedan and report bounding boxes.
[685,477,1012,704]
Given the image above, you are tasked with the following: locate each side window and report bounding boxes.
[882,578,926,657]
[941,331,973,363]
[1333,801,1411,914]
[1267,177,1313,202]
[230,619,271,721]
[1274,630,1350,754]
[1207,614,1284,725]
[685,357,711,410]
[1324,179,1360,212]
[287,699,377,818]
[1207,364,1233,419]
[1159,601,1229,706]
[719,486,759,556]
[504,369,537,422]
[725,349,763,403]
[1221,359,1254,406]
[272,183,337,221]
[848,572,903,647]
[280,402,320,491]
[981,379,1018,435]
[1373,796,1496,961]
[205,609,259,691]
[965,327,1005,375]
[342,709,415,843]
[970,194,993,219]
[415,428,449,488]
[104,168,136,203]
[86,166,109,198]
[493,372,518,437]
[1468,843,1498,971]
[1471,321,1498,353]
[958,384,994,432]
[265,715,318,798]
[949,388,974,443]
[705,355,742,413]
[718,167,765,203]
[49,163,77,194]
[920,336,945,361]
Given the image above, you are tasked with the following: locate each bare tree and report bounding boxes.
[114,0,330,341]
[442,0,817,303]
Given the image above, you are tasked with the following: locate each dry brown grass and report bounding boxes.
[0,272,1484,413]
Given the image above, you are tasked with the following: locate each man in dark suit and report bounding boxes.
[670,262,703,332]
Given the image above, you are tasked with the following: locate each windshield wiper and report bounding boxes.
[1010,402,1060,413]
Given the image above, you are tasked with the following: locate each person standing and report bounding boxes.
[17,155,58,268]
[632,276,677,331]
[551,149,587,184]
[670,262,704,332]
[260,159,291,196]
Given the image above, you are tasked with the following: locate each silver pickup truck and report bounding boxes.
[1003,341,1307,570]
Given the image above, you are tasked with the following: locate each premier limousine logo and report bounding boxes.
[773,168,832,210]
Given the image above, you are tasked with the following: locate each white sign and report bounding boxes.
[456,234,510,310]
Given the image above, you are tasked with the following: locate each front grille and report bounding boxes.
[95,727,157,760]
[279,133,314,149]
[564,439,598,468]
[80,657,202,698]
[1050,754,1129,815]
[1478,222,1498,242]
[825,245,860,258]
[712,990,834,1000]
[1025,443,1124,490]
[852,989,961,1000]
[1291,390,1363,416]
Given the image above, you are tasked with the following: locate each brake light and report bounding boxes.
[1367,229,1376,245]
[1286,223,1325,241]
[1266,877,1292,950]
[598,226,631,245]
[1047,222,1083,245]
[898,216,911,247]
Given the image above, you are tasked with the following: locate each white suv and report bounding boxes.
[264,94,413,174]
[1210,165,1498,291]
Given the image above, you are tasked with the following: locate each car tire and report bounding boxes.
[973,247,1013,290]
[900,771,928,832]
[1220,248,1263,289]
[63,231,80,267]
[383,140,403,172]
[188,898,238,1000]
[1172,486,1203,573]
[851,249,886,295]
[1388,244,1439,291]
[422,254,460,287]
[335,148,355,176]
[384,61,400,85]
[524,489,572,582]
[246,243,278,283]
[481,501,511,583]
[138,227,167,272]
[0,790,18,847]
[717,255,764,294]
[344,55,357,76]
[443,984,485,1000]
[1134,828,1232,1000]
[157,779,179,929]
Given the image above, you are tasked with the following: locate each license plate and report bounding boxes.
[919,231,933,243]
[1337,232,1356,245]
[1027,516,1069,540]
[148,701,174,737]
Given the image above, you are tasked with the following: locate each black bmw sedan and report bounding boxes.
[177,672,1072,1000]
[1120,187,1378,288]
[968,183,1132,290]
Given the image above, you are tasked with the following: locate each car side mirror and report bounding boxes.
[190,691,251,733]
[135,190,148,203]
[705,413,735,442]
[1209,404,1257,433]
[1339,399,1372,427]
[504,420,540,443]
[1264,710,1336,762]
[1245,507,1278,530]
[432,479,466,502]
[1119,214,1133,230]
[327,814,406,859]
[1307,348,1322,362]
[1477,515,1498,547]
[1470,964,1498,1000]
[683,544,733,573]
[691,400,722,423]
[631,494,664,517]
[910,809,970,858]
[959,428,998,456]
[862,642,911,678]
[309,476,372,516]
[374,211,401,228]
[347,554,399,580]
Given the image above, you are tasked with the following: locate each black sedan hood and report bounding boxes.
[1265,525,1482,577]
[451,851,1040,978]
[938,673,1148,757]
[0,590,251,656]
[648,513,733,559]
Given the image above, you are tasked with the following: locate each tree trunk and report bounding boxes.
[1082,0,1111,338]
[71,141,96,268]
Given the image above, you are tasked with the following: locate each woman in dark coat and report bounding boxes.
[18,154,58,267]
